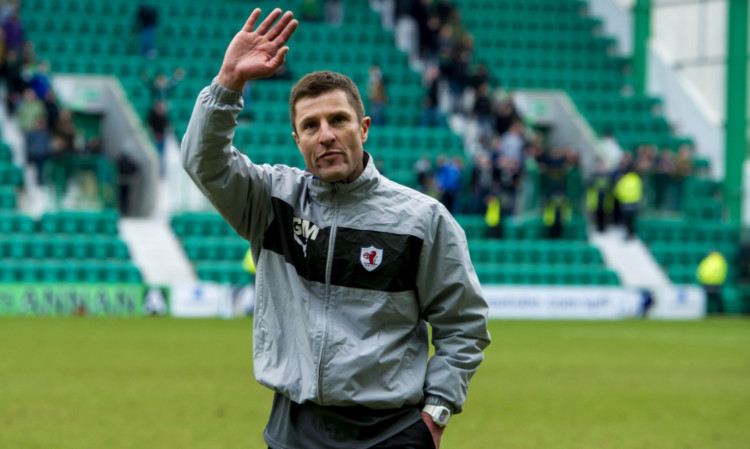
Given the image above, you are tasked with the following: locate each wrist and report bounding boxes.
[422,404,452,427]
[216,71,246,92]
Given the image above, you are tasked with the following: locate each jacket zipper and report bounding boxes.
[317,184,338,404]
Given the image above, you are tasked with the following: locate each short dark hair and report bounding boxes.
[289,71,365,132]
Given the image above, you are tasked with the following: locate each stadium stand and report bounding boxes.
[14,0,747,303]
[0,209,142,283]
[171,212,252,285]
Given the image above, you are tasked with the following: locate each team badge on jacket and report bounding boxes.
[360,246,384,272]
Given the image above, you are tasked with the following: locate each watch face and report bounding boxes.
[438,409,450,422]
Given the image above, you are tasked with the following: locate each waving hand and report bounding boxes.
[217,8,298,91]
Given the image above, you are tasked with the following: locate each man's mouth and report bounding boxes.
[319,150,343,161]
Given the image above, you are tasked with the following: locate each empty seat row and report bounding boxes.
[0,260,142,284]
[0,187,16,210]
[0,162,23,187]
[638,220,739,245]
[0,235,130,260]
[0,142,12,162]
[474,264,619,286]
[172,213,237,238]
[196,263,253,285]
[469,242,603,265]
[39,210,119,235]
[183,237,248,262]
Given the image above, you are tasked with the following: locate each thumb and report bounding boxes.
[270,46,289,68]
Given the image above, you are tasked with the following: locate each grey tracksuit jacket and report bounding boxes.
[181,80,490,413]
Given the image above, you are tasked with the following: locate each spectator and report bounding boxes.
[324,0,343,26]
[543,193,572,239]
[134,4,158,58]
[0,0,19,23]
[83,136,102,155]
[435,155,463,213]
[634,144,655,206]
[413,153,434,194]
[472,82,494,136]
[495,156,522,218]
[499,119,525,164]
[141,67,184,103]
[25,116,50,184]
[468,151,493,214]
[2,48,25,114]
[613,165,643,240]
[672,144,693,210]
[29,60,52,101]
[419,65,444,127]
[587,160,613,233]
[2,9,23,54]
[43,89,60,130]
[653,148,675,209]
[696,250,728,314]
[147,100,170,176]
[17,87,45,134]
[610,152,633,225]
[53,109,78,153]
[0,28,5,75]
[494,98,518,136]
[367,64,387,126]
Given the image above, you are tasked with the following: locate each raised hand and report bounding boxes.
[217,8,298,91]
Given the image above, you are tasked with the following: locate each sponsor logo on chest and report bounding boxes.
[360,245,384,272]
[292,217,319,257]
[293,217,320,240]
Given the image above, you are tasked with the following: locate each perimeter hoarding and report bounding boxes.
[0,284,146,316]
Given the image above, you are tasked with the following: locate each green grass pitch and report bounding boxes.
[1,317,748,448]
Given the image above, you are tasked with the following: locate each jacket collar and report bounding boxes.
[306,152,380,202]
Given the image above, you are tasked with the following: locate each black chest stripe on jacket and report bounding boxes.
[263,198,424,293]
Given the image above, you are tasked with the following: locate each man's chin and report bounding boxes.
[316,169,347,183]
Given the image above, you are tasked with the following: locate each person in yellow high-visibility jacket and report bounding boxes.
[243,247,256,275]
[613,168,642,239]
[543,194,572,239]
[587,160,613,233]
[696,250,728,314]
[485,195,502,239]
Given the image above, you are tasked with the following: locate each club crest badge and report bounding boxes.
[360,245,384,272]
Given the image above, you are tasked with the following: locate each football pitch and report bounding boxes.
[1,317,748,449]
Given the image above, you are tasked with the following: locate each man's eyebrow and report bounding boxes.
[298,109,352,123]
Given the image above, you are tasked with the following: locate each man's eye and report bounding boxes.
[304,122,317,130]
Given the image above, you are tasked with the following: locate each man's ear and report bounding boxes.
[292,131,300,147]
[360,117,371,143]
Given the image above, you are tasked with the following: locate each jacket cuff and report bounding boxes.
[424,395,456,414]
[209,77,243,105]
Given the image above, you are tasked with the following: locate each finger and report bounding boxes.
[266,11,293,41]
[242,8,262,32]
[274,18,298,46]
[270,46,289,67]
[256,8,283,35]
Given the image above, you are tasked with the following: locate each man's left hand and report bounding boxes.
[421,412,444,449]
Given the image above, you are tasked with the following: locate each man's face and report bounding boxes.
[293,90,370,183]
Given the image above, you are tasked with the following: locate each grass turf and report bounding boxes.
[1,318,748,448]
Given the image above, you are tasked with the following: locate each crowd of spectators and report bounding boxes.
[0,1,101,186]
[384,0,583,226]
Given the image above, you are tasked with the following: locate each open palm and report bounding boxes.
[218,8,298,90]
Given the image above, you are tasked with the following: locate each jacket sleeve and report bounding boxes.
[417,204,491,414]
[180,78,273,248]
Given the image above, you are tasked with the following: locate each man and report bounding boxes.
[696,250,728,314]
[181,9,490,449]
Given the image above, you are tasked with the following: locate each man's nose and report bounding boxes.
[319,121,336,145]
